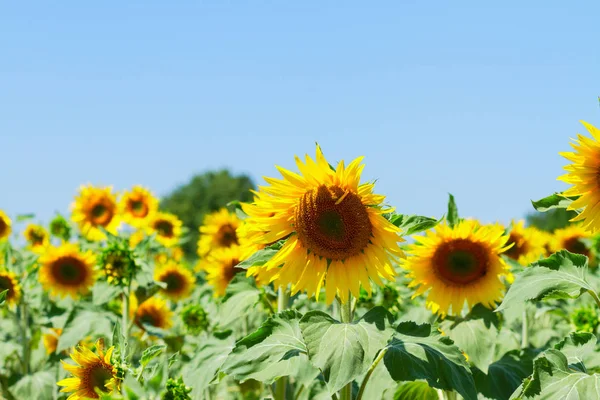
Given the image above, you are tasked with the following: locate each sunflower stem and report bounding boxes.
[339,292,354,400]
[521,309,528,349]
[121,286,130,366]
[20,300,30,375]
[587,289,600,310]
[274,287,290,400]
[356,348,387,400]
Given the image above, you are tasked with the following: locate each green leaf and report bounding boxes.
[300,307,394,394]
[554,332,596,370]
[0,289,7,305]
[140,344,167,367]
[235,241,283,270]
[223,310,319,385]
[473,350,535,400]
[92,281,121,305]
[512,349,600,399]
[57,308,114,352]
[394,381,438,400]
[531,193,578,212]
[388,214,440,236]
[16,213,35,221]
[383,321,477,400]
[10,371,54,399]
[496,251,595,312]
[442,318,499,374]
[181,337,235,397]
[447,193,459,228]
[217,277,261,327]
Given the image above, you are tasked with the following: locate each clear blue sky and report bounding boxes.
[1,1,599,228]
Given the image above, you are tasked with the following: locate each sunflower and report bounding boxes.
[71,185,120,241]
[558,121,600,233]
[197,208,241,257]
[551,225,593,261]
[119,186,159,228]
[39,244,96,298]
[203,246,244,296]
[241,145,404,304]
[43,328,63,355]
[147,212,182,248]
[57,339,121,399]
[23,223,50,253]
[403,219,511,317]
[135,297,173,331]
[0,269,21,306]
[0,210,11,241]
[154,261,196,300]
[502,220,546,265]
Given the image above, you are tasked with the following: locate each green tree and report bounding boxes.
[160,169,255,259]
[525,208,577,232]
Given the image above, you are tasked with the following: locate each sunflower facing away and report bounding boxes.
[119,186,159,228]
[23,223,50,253]
[403,219,512,317]
[241,145,404,304]
[551,225,593,261]
[503,220,546,265]
[0,210,11,241]
[39,244,96,298]
[559,121,600,233]
[147,212,182,248]
[71,185,120,241]
[0,269,21,306]
[135,297,173,331]
[57,339,121,399]
[197,208,241,257]
[154,261,196,300]
[43,328,63,355]
[202,246,244,296]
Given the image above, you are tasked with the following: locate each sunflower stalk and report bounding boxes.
[356,348,387,400]
[20,301,30,375]
[521,309,528,349]
[121,285,130,366]
[339,292,355,400]
[274,287,290,400]
[587,289,600,310]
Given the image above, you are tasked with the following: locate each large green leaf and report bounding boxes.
[394,381,438,400]
[217,277,261,327]
[383,321,477,400]
[473,350,535,400]
[300,307,393,394]
[554,332,597,370]
[511,349,600,399]
[10,371,54,399]
[531,193,578,212]
[223,310,318,385]
[181,337,235,400]
[57,308,115,352]
[496,251,596,312]
[443,318,498,374]
[388,214,440,236]
[234,241,283,270]
[92,281,121,305]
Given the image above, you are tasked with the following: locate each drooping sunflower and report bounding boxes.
[241,145,404,304]
[0,210,11,241]
[203,246,244,296]
[551,225,594,261]
[71,185,120,241]
[119,186,159,228]
[39,244,96,298]
[403,220,511,317]
[23,223,50,253]
[0,269,21,306]
[147,212,182,248]
[135,297,173,331]
[502,220,546,265]
[197,208,241,257]
[154,261,196,300]
[559,121,600,233]
[57,339,121,399]
[43,328,63,355]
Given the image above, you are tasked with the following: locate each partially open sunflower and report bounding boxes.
[241,145,403,304]
[404,219,511,317]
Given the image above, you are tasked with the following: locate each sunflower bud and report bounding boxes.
[181,304,209,334]
[99,242,139,286]
[162,377,192,400]
[49,214,71,242]
[571,306,600,333]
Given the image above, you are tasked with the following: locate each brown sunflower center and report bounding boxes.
[29,230,45,246]
[138,308,163,328]
[0,218,7,237]
[504,233,528,260]
[295,185,371,260]
[51,256,88,285]
[432,239,489,285]
[85,363,113,396]
[216,224,239,247]
[154,220,174,237]
[223,258,243,282]
[162,271,184,292]
[0,276,14,299]
[128,199,149,218]
[564,237,590,257]
[90,202,114,226]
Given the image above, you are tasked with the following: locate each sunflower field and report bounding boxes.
[3,123,600,400]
